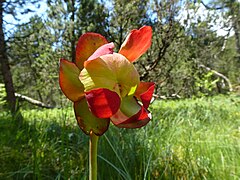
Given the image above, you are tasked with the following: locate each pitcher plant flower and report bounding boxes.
[59,26,154,179]
[59,26,154,137]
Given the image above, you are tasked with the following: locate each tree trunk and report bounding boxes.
[0,0,17,114]
[71,0,75,63]
[230,0,240,66]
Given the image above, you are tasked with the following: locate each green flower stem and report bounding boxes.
[89,132,99,180]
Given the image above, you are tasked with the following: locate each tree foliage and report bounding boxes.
[0,0,239,111]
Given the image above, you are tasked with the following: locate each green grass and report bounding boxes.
[0,94,240,179]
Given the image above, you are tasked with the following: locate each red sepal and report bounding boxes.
[74,98,110,136]
[59,59,85,102]
[75,33,108,70]
[119,26,152,62]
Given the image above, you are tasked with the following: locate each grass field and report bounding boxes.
[0,95,240,179]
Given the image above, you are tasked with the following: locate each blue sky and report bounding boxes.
[3,0,47,35]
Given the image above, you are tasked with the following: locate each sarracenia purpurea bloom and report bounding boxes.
[59,26,155,136]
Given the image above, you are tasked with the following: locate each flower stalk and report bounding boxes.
[89,131,99,180]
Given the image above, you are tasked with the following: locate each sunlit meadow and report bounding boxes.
[0,94,239,179]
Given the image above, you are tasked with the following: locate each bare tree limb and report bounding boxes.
[199,64,233,92]
[200,0,224,10]
[15,93,55,109]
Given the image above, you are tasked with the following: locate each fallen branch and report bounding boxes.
[199,64,233,92]
[151,93,181,103]
[15,93,55,109]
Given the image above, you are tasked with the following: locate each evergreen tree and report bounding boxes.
[0,0,39,114]
[107,0,149,50]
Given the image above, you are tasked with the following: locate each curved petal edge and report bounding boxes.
[59,59,85,102]
[74,99,110,136]
[119,26,152,62]
[112,106,151,128]
[135,82,155,109]
[75,33,108,70]
[87,42,114,62]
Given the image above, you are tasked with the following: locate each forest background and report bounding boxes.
[0,0,239,113]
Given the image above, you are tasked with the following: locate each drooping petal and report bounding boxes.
[110,96,151,128]
[135,82,155,109]
[119,26,152,62]
[80,53,140,97]
[114,107,151,128]
[87,42,114,61]
[74,98,110,136]
[59,59,85,102]
[85,88,121,118]
[75,33,108,70]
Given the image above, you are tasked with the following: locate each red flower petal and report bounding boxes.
[59,59,85,102]
[135,82,155,109]
[110,96,151,128]
[85,88,121,118]
[119,26,152,62]
[87,42,114,61]
[111,106,151,128]
[74,98,110,136]
[75,33,108,70]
